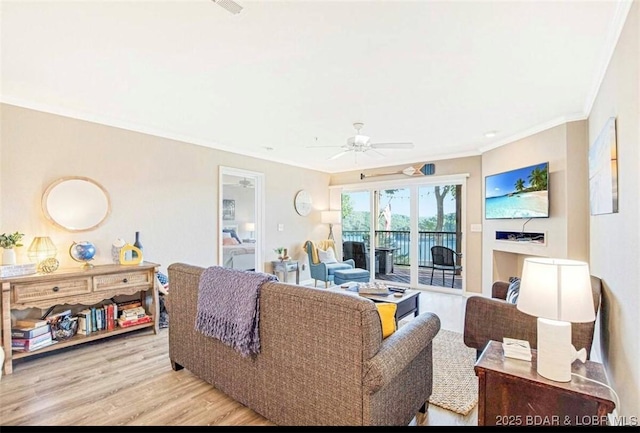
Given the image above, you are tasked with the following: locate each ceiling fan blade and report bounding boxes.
[370,142,414,149]
[329,150,351,160]
[212,0,243,14]
[364,148,385,158]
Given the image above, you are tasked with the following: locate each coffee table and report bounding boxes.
[329,283,420,325]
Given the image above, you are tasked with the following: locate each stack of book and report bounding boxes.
[0,263,37,278]
[11,319,54,352]
[117,300,152,328]
[357,282,390,295]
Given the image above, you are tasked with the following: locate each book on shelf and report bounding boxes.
[91,307,98,332]
[117,315,152,328]
[104,302,116,331]
[77,309,92,336]
[0,262,37,278]
[13,338,57,352]
[12,332,54,351]
[44,309,72,323]
[120,306,146,319]
[11,324,51,339]
[117,300,142,311]
[96,306,103,330]
[14,318,48,329]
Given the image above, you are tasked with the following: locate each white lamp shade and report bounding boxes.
[321,210,341,225]
[245,222,255,232]
[517,258,595,323]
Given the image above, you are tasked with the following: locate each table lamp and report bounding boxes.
[27,236,59,273]
[517,258,595,382]
[321,210,341,240]
[245,222,255,239]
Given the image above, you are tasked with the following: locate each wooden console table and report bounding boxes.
[474,340,615,426]
[1,262,160,375]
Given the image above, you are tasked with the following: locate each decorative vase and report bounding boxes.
[133,231,143,263]
[111,238,126,264]
[2,248,16,266]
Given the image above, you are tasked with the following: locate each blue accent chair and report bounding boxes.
[304,240,354,288]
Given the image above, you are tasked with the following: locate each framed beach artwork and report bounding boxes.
[588,117,619,215]
[222,199,235,220]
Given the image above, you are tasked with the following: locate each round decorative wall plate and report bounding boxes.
[294,190,312,216]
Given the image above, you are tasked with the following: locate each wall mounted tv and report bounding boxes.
[485,162,549,219]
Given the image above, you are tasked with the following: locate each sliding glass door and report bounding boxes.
[340,178,465,292]
[417,184,462,288]
[375,188,412,284]
[341,190,375,274]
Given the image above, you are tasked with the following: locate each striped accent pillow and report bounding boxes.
[506,277,521,304]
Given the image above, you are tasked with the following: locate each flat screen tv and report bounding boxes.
[485,162,549,219]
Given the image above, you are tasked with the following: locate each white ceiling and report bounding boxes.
[0,1,631,173]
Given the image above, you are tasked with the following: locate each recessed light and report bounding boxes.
[484,130,497,138]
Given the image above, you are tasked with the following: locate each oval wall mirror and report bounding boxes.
[42,176,111,232]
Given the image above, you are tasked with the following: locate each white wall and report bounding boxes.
[588,0,639,417]
[481,121,589,294]
[0,104,330,282]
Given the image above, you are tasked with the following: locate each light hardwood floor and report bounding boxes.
[0,290,477,426]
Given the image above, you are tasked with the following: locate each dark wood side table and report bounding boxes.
[474,340,615,426]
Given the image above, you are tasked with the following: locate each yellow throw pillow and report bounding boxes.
[376,303,397,339]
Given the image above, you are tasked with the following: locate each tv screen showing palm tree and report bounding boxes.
[485,162,549,219]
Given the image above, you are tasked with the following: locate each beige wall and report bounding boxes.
[588,0,639,417]
[330,156,483,294]
[481,121,589,293]
[0,104,330,281]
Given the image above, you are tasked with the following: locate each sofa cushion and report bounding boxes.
[375,303,397,338]
[506,276,521,304]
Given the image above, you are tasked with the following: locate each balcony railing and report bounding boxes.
[342,230,460,267]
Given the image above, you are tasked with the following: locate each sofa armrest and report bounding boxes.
[344,258,355,268]
[463,295,537,352]
[492,281,510,300]
[363,312,441,394]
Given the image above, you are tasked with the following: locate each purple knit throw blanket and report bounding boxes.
[195,266,277,357]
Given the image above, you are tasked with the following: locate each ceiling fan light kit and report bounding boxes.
[310,122,415,161]
[238,178,253,188]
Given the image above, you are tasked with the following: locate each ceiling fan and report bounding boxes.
[309,123,414,161]
[238,177,254,188]
[211,0,243,15]
[223,176,254,188]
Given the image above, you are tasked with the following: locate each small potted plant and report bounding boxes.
[0,231,25,265]
[274,247,285,261]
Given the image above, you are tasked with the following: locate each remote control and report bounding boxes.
[388,287,406,293]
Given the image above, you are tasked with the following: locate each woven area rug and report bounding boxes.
[430,329,478,416]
